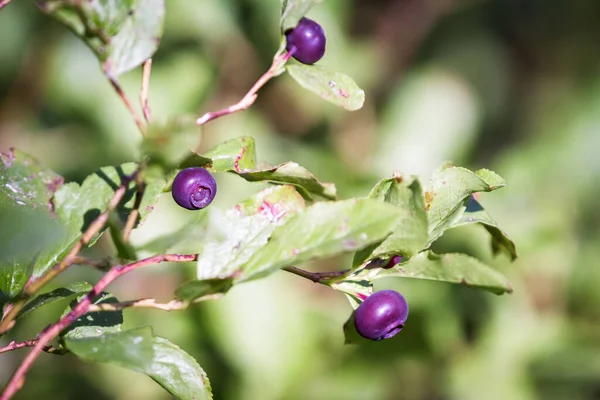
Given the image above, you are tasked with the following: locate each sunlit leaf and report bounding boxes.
[176,278,234,302]
[39,0,165,76]
[375,251,513,295]
[287,64,365,111]
[280,0,322,32]
[238,199,406,282]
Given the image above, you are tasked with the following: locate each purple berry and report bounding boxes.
[285,17,326,65]
[354,290,409,341]
[171,167,217,210]
[383,255,403,269]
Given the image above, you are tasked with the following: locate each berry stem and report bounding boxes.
[196,49,295,126]
[0,253,198,400]
[282,266,350,283]
[104,62,147,137]
[0,0,12,11]
[0,340,62,355]
[140,59,153,123]
[0,171,140,335]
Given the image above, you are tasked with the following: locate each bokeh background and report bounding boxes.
[2,0,600,399]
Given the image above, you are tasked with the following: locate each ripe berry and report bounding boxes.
[285,17,326,65]
[354,290,409,341]
[383,255,403,269]
[171,167,217,210]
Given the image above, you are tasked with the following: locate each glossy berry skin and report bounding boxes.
[285,17,326,65]
[354,290,409,341]
[171,167,217,210]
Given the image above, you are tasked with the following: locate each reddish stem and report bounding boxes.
[0,0,11,11]
[196,50,294,126]
[0,340,60,355]
[282,266,350,283]
[104,62,146,136]
[0,253,198,400]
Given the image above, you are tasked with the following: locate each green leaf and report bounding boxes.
[342,312,368,345]
[280,0,321,32]
[352,176,428,268]
[375,251,513,295]
[142,115,201,170]
[238,161,336,200]
[201,136,257,172]
[39,0,165,76]
[175,278,234,302]
[0,148,63,211]
[238,199,407,282]
[0,260,30,311]
[425,166,506,246]
[60,292,123,339]
[452,196,517,260]
[330,276,373,310]
[197,185,306,280]
[64,326,213,400]
[286,64,365,111]
[17,281,93,320]
[30,163,164,280]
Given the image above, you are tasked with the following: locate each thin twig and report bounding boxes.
[0,253,198,400]
[71,256,112,271]
[196,49,294,126]
[0,0,12,11]
[140,59,153,122]
[122,174,146,243]
[0,340,63,355]
[0,171,139,334]
[104,61,146,136]
[282,266,350,283]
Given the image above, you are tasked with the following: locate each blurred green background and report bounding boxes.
[2,0,600,399]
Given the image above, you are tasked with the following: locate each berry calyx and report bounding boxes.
[354,290,409,341]
[285,17,326,65]
[171,167,217,210]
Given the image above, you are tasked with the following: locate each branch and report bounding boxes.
[0,170,139,334]
[0,253,198,400]
[0,0,12,11]
[0,340,63,355]
[88,298,187,312]
[104,62,146,136]
[196,49,294,126]
[140,59,153,122]
[282,266,350,283]
[122,173,146,243]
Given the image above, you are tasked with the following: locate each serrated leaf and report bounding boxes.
[64,326,213,400]
[280,0,321,32]
[352,176,428,268]
[238,161,336,200]
[60,292,123,339]
[142,115,201,170]
[39,0,165,76]
[375,251,513,295]
[17,281,93,320]
[201,136,257,172]
[175,278,234,302]
[452,196,517,260]
[425,166,506,246]
[238,199,407,282]
[197,186,306,280]
[287,64,365,111]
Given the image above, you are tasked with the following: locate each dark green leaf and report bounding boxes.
[425,167,506,246]
[352,176,428,268]
[342,312,368,345]
[60,292,123,339]
[176,278,234,302]
[197,185,306,280]
[39,0,165,76]
[238,199,407,282]
[142,115,201,170]
[17,281,93,320]
[286,64,365,111]
[280,0,321,31]
[64,326,213,399]
[375,251,513,295]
